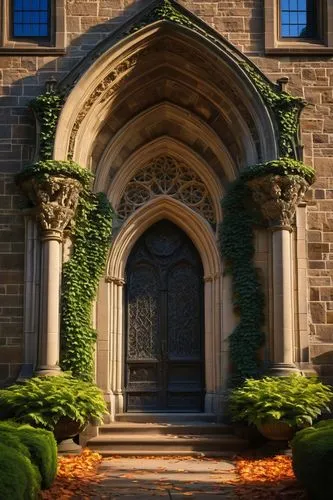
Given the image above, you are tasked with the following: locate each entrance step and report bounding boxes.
[115,413,217,423]
[86,420,248,457]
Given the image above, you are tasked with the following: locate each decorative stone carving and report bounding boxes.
[20,176,83,234]
[66,40,261,161]
[247,174,309,229]
[118,155,216,225]
[105,276,126,286]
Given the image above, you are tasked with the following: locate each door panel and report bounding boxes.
[125,220,204,412]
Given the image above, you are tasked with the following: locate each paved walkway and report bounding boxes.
[87,456,238,499]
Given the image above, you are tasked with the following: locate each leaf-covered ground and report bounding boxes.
[234,455,307,499]
[40,449,307,499]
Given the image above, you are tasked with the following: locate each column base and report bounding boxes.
[35,365,63,377]
[267,363,301,377]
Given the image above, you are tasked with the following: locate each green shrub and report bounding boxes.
[229,375,332,427]
[0,421,57,489]
[291,420,333,500]
[17,425,57,489]
[0,373,107,430]
[0,442,41,500]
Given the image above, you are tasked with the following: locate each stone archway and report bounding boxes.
[95,197,226,418]
[47,2,282,418]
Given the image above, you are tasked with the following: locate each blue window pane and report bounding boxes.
[31,12,39,23]
[281,12,289,23]
[299,24,307,36]
[30,25,40,36]
[14,0,23,9]
[281,25,290,37]
[40,11,48,23]
[280,0,315,39]
[298,12,307,24]
[14,12,23,22]
[290,24,301,36]
[13,24,23,36]
[39,25,48,36]
[12,0,50,38]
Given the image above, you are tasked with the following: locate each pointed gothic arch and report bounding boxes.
[95,196,227,416]
[50,0,282,417]
[53,1,279,175]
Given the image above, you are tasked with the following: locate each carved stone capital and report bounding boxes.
[247,174,309,229]
[19,175,83,234]
[105,276,126,286]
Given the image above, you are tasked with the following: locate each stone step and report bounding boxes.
[115,413,217,423]
[92,449,237,458]
[98,422,232,436]
[86,433,247,456]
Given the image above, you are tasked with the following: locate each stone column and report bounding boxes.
[248,174,309,375]
[19,175,83,375]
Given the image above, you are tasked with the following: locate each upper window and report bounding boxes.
[0,0,65,54]
[265,0,333,54]
[280,0,316,39]
[12,0,50,38]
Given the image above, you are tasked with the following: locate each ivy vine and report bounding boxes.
[61,191,113,381]
[220,158,315,384]
[30,91,64,160]
[241,63,304,158]
[17,159,93,187]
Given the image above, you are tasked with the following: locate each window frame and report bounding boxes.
[11,0,51,42]
[0,0,65,55]
[279,0,317,40]
[265,0,333,54]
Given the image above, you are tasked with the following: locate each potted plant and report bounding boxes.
[229,375,332,441]
[0,373,107,450]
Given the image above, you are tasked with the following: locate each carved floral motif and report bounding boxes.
[117,155,216,224]
[20,176,83,233]
[247,174,309,228]
[67,39,261,160]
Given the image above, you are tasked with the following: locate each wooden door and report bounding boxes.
[125,220,204,412]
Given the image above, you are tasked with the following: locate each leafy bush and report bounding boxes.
[291,420,333,500]
[16,159,93,188]
[0,421,57,489]
[0,441,41,500]
[229,375,332,428]
[0,373,107,431]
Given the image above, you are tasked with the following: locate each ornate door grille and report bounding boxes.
[125,220,204,412]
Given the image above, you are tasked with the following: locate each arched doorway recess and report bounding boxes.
[51,0,279,418]
[97,197,225,417]
[125,219,205,413]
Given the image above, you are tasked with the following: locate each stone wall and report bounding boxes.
[0,0,332,383]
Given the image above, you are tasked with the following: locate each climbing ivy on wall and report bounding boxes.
[61,191,113,381]
[241,63,304,158]
[17,156,113,381]
[26,78,114,381]
[220,159,315,384]
[30,91,64,160]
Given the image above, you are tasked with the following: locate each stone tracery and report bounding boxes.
[117,155,216,225]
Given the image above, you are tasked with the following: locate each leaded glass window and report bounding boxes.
[13,0,50,38]
[280,0,316,38]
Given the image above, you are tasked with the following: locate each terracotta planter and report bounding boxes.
[53,417,86,443]
[257,420,295,441]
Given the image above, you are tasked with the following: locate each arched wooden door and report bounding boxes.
[125,220,205,412]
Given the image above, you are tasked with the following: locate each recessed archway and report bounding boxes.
[95,197,228,417]
[51,3,280,417]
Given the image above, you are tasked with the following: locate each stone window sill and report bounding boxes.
[265,41,333,55]
[0,46,66,55]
